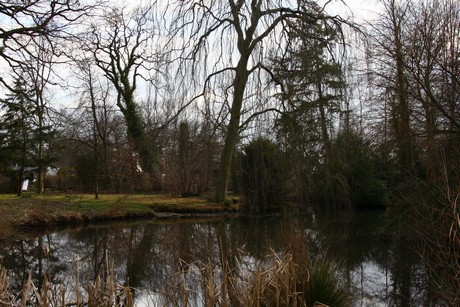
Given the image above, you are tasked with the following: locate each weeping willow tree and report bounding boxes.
[166,0,349,203]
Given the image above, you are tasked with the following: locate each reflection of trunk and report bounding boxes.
[92,228,108,278]
[37,236,43,292]
[126,226,155,289]
[393,238,412,307]
[20,240,27,284]
[217,223,238,306]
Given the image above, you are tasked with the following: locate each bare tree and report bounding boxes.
[0,0,98,193]
[166,0,349,203]
[57,101,141,193]
[73,58,113,198]
[366,1,460,302]
[84,4,169,189]
[367,0,460,173]
[0,0,96,90]
[405,0,460,143]
[367,0,415,174]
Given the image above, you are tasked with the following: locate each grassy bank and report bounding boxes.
[0,193,239,239]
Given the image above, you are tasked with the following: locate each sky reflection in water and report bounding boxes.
[0,211,431,306]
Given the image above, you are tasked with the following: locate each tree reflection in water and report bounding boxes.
[0,212,447,305]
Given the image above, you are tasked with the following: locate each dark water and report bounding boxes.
[0,210,438,306]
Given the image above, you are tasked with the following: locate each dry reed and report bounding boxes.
[160,249,351,307]
[0,249,350,306]
[0,256,134,307]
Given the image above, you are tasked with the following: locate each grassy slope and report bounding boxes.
[0,193,239,239]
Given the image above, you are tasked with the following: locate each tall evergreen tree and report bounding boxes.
[0,77,59,194]
[273,17,344,161]
[272,16,345,203]
[0,79,36,195]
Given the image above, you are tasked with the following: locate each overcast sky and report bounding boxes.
[1,0,384,108]
[333,0,383,22]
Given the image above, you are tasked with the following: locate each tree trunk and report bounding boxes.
[17,121,27,196]
[390,1,415,173]
[179,122,190,195]
[89,76,100,199]
[215,58,249,203]
[16,166,24,197]
[36,94,46,194]
[37,119,45,194]
[395,35,414,173]
[317,82,331,160]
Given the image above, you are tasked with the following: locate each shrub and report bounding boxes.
[313,131,389,209]
[240,138,287,214]
[300,258,351,306]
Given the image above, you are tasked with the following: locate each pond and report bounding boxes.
[0,210,438,306]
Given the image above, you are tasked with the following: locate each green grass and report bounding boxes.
[0,194,21,200]
[0,193,239,239]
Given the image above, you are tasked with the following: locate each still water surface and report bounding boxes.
[0,210,431,306]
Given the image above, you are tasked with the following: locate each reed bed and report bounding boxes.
[0,250,351,307]
[0,260,134,307]
[160,250,351,307]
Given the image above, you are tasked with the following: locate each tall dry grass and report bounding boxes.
[0,267,13,305]
[0,233,351,307]
[0,258,134,307]
[1,251,350,307]
[159,249,352,307]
